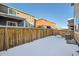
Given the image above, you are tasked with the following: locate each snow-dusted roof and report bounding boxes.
[68,17,74,21]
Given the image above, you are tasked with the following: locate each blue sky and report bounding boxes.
[4,3,73,28]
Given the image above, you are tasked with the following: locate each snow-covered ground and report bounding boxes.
[0,35,79,56]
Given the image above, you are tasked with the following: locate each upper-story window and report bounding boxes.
[0,4,16,16]
[9,8,16,15]
[0,4,8,13]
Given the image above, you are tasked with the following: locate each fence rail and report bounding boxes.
[0,27,53,51]
[58,30,74,39]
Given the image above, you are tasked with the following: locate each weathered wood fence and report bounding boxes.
[74,32,79,44]
[58,30,74,39]
[0,27,74,51]
[0,27,53,51]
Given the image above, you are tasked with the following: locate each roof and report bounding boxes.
[0,4,35,17]
[68,17,74,20]
[68,17,74,22]
[0,12,25,20]
[37,18,56,24]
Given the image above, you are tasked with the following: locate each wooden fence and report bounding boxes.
[0,27,53,51]
[57,29,74,39]
[53,29,74,39]
[0,27,74,51]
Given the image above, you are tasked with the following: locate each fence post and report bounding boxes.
[4,27,9,50]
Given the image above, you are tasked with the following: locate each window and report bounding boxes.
[9,8,16,15]
[75,17,79,31]
[18,21,24,27]
[0,4,8,13]
[7,21,17,26]
[47,26,51,29]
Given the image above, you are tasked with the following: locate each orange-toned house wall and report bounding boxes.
[36,18,56,28]
[16,10,35,26]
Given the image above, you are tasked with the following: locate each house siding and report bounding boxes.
[36,18,56,29]
[16,11,35,28]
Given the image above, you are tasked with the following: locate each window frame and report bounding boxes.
[6,21,17,27]
[8,8,16,16]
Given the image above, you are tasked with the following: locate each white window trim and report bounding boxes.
[23,20,26,27]
[8,8,9,14]
[6,21,18,27]
[8,8,16,16]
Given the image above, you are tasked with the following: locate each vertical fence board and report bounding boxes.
[0,28,5,51]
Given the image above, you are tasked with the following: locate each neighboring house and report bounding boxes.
[72,3,79,32]
[72,3,79,44]
[0,4,35,28]
[35,18,56,29]
[68,18,74,31]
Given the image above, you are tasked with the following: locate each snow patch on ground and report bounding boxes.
[0,35,79,56]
